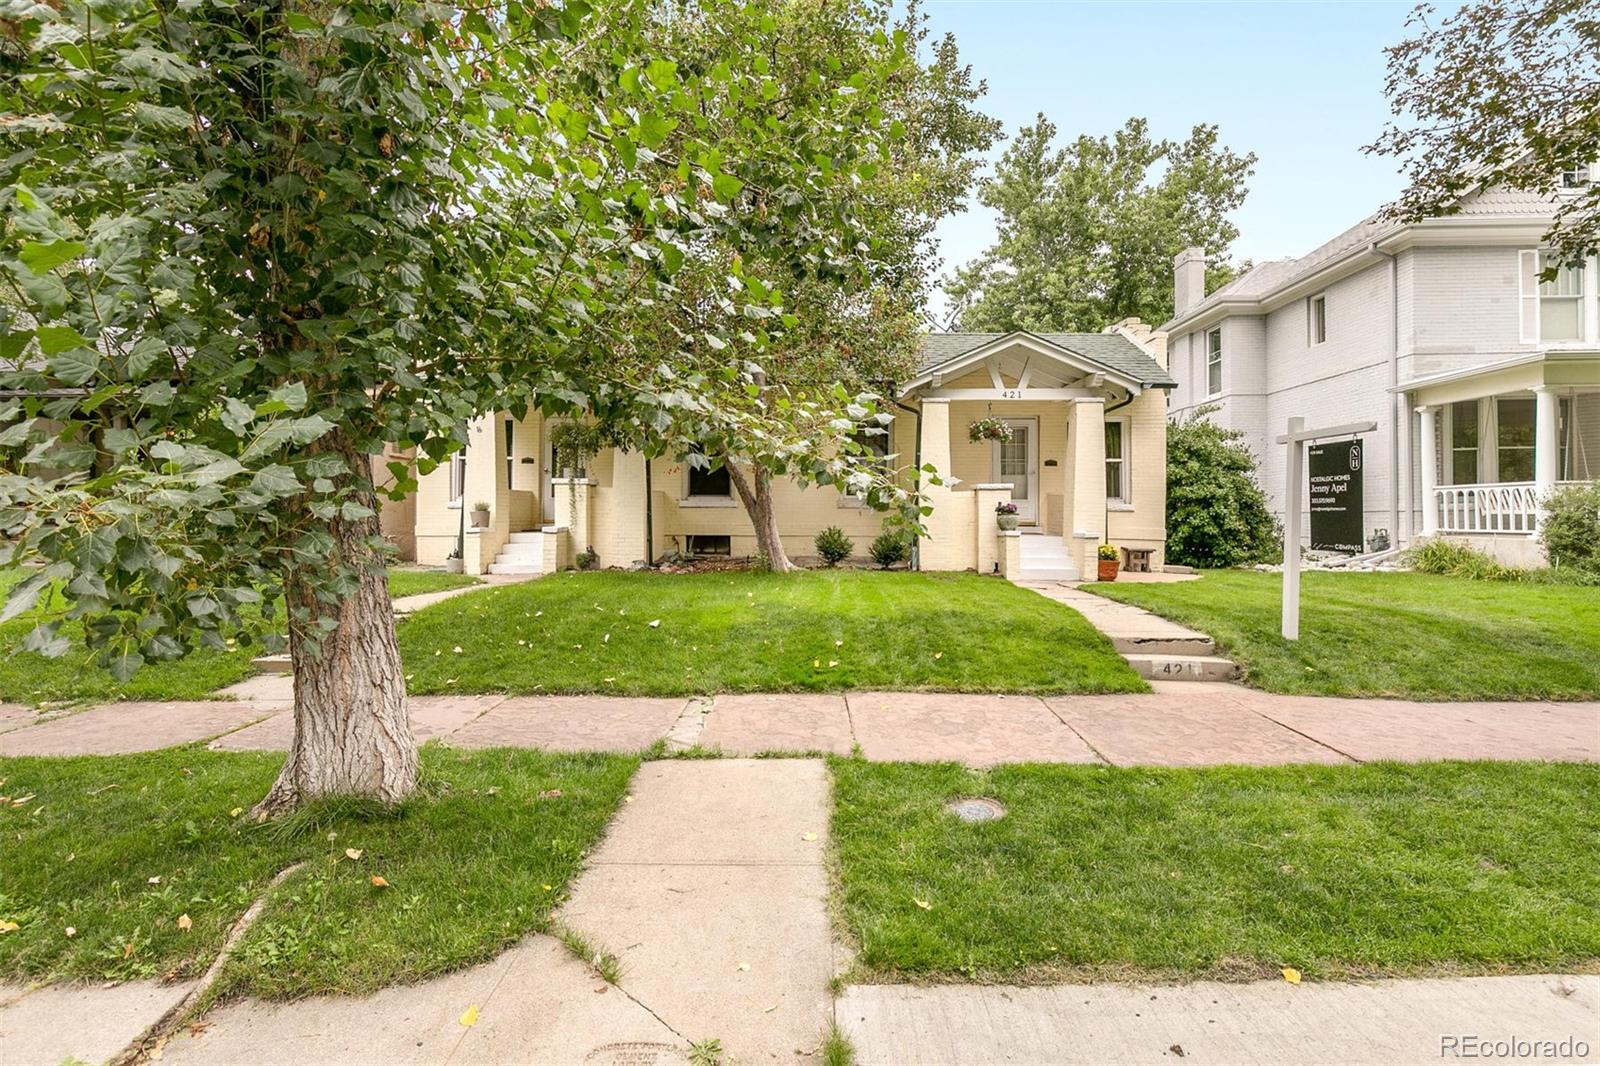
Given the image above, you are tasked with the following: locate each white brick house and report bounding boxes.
[1165,182,1600,565]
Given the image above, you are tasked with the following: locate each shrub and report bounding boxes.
[814,526,854,567]
[1405,539,1520,581]
[1166,408,1280,569]
[575,548,599,571]
[1540,483,1600,574]
[868,529,909,569]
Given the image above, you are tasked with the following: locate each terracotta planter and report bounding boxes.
[996,514,1019,531]
[471,508,490,529]
[1097,559,1120,582]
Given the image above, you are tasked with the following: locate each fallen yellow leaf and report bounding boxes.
[177,914,192,931]
[736,962,750,972]
[801,832,818,842]
[147,876,161,885]
[345,848,363,861]
[913,898,932,911]
[0,921,18,934]
[1281,967,1302,984]
[65,926,75,938]
[229,807,243,818]
[123,942,135,959]
[459,1004,479,1027]
[933,651,943,660]
[370,875,390,888]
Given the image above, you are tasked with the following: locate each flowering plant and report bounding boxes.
[1098,544,1120,561]
[995,501,1019,515]
[968,417,1013,443]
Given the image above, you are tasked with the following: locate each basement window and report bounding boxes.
[686,534,731,557]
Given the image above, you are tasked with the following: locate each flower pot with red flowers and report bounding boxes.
[1097,544,1120,581]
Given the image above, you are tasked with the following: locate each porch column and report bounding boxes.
[1534,386,1559,527]
[1418,405,1439,537]
[461,413,510,575]
[916,398,966,571]
[1065,397,1106,578]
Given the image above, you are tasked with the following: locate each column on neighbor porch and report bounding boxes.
[1063,397,1107,579]
[550,476,592,567]
[1534,387,1559,529]
[1418,405,1439,537]
[460,413,511,575]
[916,397,974,571]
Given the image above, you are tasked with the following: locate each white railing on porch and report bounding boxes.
[1435,481,1589,534]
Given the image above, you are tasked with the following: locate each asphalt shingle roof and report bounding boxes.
[914,332,1177,389]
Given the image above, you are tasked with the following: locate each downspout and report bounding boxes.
[1102,389,1138,545]
[1369,242,1402,547]
[891,392,922,571]
[644,452,654,566]
[455,444,467,560]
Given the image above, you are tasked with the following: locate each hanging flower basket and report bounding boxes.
[969,417,1013,444]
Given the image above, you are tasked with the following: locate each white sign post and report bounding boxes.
[1276,416,1377,640]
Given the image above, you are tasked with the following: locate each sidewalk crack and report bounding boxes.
[1246,709,1362,764]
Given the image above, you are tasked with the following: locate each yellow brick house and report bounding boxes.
[387,320,1176,581]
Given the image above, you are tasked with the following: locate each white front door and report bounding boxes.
[991,417,1039,523]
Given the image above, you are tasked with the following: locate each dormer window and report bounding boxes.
[1561,165,1593,189]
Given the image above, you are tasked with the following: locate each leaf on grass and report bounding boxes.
[648,619,661,628]
[147,876,161,884]
[345,848,363,861]
[123,942,135,959]
[0,921,19,934]
[913,898,932,911]
[459,1004,479,1027]
[177,914,192,931]
[1281,967,1301,984]
[65,926,75,938]
[933,651,943,660]
[229,807,244,818]
[537,789,563,799]
[370,875,390,888]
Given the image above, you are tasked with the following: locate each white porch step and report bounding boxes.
[1017,566,1079,581]
[506,531,544,544]
[1123,653,1240,683]
[487,562,541,575]
[495,542,543,562]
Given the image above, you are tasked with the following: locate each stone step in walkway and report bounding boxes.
[3,687,1596,765]
[839,973,1599,1065]
[1016,580,1242,682]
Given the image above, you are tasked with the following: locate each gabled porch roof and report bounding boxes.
[903,331,1176,397]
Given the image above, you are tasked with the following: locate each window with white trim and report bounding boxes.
[1206,327,1222,396]
[1307,293,1327,346]
[1520,250,1584,342]
[1448,400,1479,485]
[685,448,732,499]
[844,421,893,500]
[1104,419,1129,503]
[1561,165,1592,189]
[448,451,466,505]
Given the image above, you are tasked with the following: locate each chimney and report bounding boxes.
[1173,246,1207,316]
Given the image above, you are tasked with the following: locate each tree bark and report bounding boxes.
[252,432,417,818]
[725,460,795,572]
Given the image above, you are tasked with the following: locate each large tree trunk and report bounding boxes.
[725,460,795,572]
[252,433,417,819]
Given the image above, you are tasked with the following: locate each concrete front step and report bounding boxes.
[1112,635,1218,657]
[495,543,542,561]
[1018,567,1080,581]
[487,562,541,575]
[1124,653,1240,683]
[505,531,544,544]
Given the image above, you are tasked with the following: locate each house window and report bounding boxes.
[504,418,515,490]
[686,451,731,498]
[1104,420,1128,503]
[1520,250,1584,342]
[685,534,730,557]
[1561,165,1592,189]
[1206,327,1222,396]
[448,450,466,505]
[1496,397,1536,483]
[845,422,892,499]
[1449,400,1479,484]
[1308,294,1327,346]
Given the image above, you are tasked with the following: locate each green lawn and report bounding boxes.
[0,745,634,997]
[397,570,1146,696]
[0,568,482,706]
[1092,570,1600,700]
[387,568,480,599]
[831,759,1600,982]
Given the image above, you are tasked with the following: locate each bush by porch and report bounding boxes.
[1092,569,1600,700]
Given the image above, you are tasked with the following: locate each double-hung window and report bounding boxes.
[1104,420,1129,504]
[1520,251,1584,342]
[448,451,466,505]
[844,421,893,501]
[686,448,732,499]
[1205,327,1222,396]
[1308,293,1327,346]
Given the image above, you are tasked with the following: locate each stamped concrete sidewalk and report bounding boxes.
[1,683,1595,764]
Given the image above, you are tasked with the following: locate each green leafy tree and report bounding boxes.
[946,116,1254,332]
[606,0,1000,570]
[1166,408,1279,569]
[0,0,915,814]
[1368,0,1600,262]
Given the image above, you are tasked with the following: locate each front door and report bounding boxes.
[991,417,1039,524]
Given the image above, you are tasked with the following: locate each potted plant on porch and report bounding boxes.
[995,501,1020,531]
[1097,544,1120,582]
[470,500,491,529]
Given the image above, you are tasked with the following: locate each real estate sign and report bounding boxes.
[1308,439,1364,553]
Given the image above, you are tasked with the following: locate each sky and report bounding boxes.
[917,0,1431,318]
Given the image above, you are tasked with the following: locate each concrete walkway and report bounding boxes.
[1017,580,1242,682]
[839,974,1600,1065]
[2,685,1594,765]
